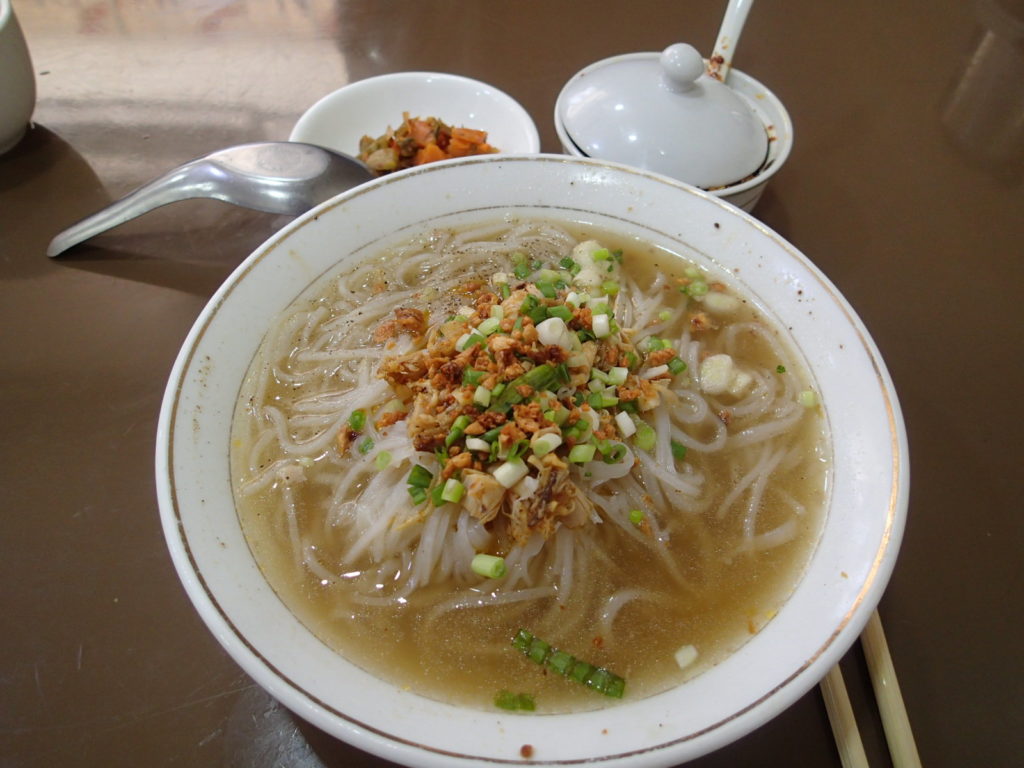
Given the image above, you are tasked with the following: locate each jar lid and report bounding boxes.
[557,43,768,189]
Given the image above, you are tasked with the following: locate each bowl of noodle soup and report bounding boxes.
[156,155,907,766]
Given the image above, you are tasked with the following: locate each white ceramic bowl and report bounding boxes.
[555,55,793,213]
[290,71,540,162]
[156,155,907,767]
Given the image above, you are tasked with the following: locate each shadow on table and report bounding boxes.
[0,124,293,297]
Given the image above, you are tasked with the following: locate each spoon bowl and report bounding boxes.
[46,141,374,257]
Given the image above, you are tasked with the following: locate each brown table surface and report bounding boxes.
[3,1,1021,766]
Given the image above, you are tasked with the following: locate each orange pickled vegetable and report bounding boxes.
[358,113,498,175]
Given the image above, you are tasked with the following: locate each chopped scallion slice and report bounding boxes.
[615,410,637,437]
[407,485,427,505]
[531,432,563,457]
[357,437,374,454]
[601,280,619,296]
[546,304,573,322]
[374,450,392,470]
[629,509,645,525]
[493,458,528,488]
[634,420,657,452]
[407,464,434,488]
[607,366,628,385]
[667,356,687,375]
[592,314,611,339]
[473,385,492,407]
[799,390,818,407]
[671,440,688,461]
[494,690,535,711]
[441,478,465,504]
[511,628,625,698]
[471,553,507,579]
[476,317,501,336]
[568,444,596,463]
[465,436,491,453]
[348,410,366,431]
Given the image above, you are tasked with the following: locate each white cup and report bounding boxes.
[0,0,35,154]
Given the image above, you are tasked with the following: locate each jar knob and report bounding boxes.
[660,43,706,92]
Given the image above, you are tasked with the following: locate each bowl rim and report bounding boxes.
[289,70,541,155]
[155,153,907,767]
[554,52,793,198]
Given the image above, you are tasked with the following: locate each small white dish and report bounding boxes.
[156,155,907,768]
[290,71,540,162]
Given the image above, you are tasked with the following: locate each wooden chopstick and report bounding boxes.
[820,665,870,768]
[861,610,922,768]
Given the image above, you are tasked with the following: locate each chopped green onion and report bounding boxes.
[374,450,392,470]
[430,483,446,506]
[687,280,709,297]
[568,443,596,463]
[490,382,507,401]
[667,356,687,375]
[644,336,668,351]
[591,248,611,261]
[494,690,535,711]
[476,317,501,336]
[634,420,657,452]
[513,263,531,280]
[546,304,573,322]
[535,280,558,299]
[493,458,529,488]
[547,650,575,675]
[381,398,407,414]
[671,440,688,461]
[588,391,618,409]
[776,364,787,374]
[462,368,486,386]
[441,478,465,504]
[602,443,628,463]
[624,351,640,370]
[629,509,645,526]
[531,432,563,457]
[357,436,374,454]
[607,366,628,385]
[499,282,511,300]
[445,414,473,446]
[511,628,625,698]
[348,410,366,431]
[493,364,560,408]
[512,628,533,652]
[471,553,507,579]
[489,304,504,320]
[407,464,434,488]
[658,309,673,322]
[799,390,818,407]
[473,385,492,407]
[592,314,611,339]
[465,436,491,452]
[601,280,620,296]
[408,485,428,505]
[615,410,637,437]
[482,426,503,443]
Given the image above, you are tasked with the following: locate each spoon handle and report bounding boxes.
[46,161,208,257]
[710,0,754,82]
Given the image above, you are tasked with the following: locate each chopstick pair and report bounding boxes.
[819,610,922,768]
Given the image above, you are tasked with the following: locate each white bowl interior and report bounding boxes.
[156,155,906,768]
[289,71,540,160]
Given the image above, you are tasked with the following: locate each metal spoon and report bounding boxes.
[46,141,375,257]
